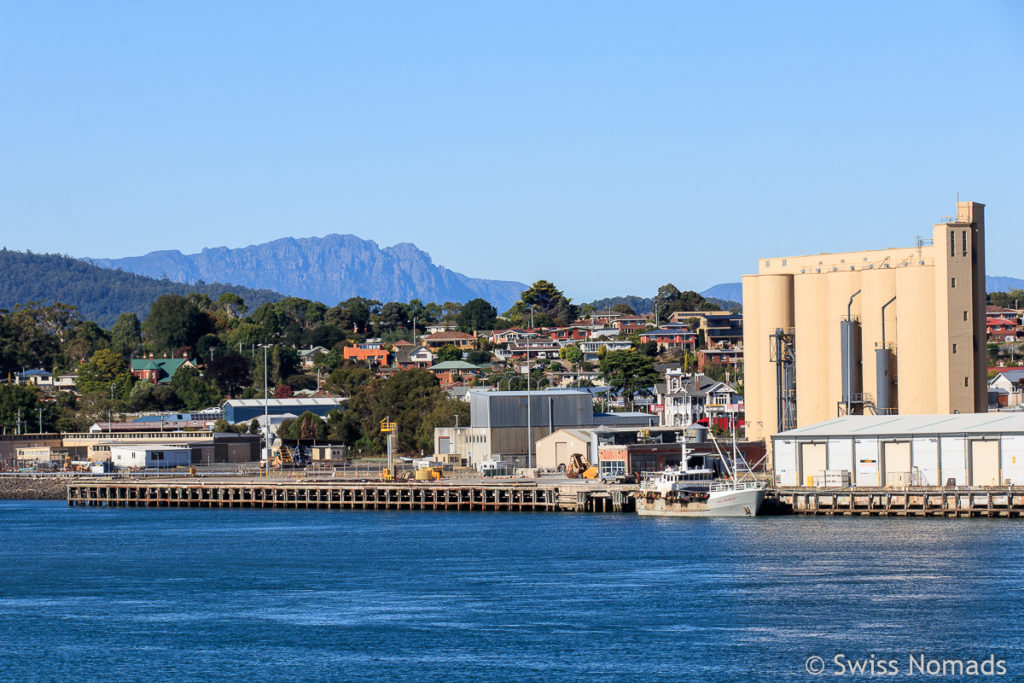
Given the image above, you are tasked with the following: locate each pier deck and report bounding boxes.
[66,479,636,513]
[776,487,1024,517]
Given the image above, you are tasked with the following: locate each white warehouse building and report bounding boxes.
[773,414,1024,488]
[110,444,191,470]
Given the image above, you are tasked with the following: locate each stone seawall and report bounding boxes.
[0,476,69,500]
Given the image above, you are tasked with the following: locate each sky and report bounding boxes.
[1,1,1023,303]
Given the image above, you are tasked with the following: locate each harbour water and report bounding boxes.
[2,501,1023,681]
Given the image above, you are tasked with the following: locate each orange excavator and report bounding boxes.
[565,453,598,479]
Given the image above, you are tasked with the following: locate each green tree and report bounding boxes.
[206,353,252,398]
[324,364,375,397]
[611,303,635,315]
[170,366,221,410]
[77,349,133,399]
[504,280,577,327]
[144,294,211,352]
[110,312,143,357]
[278,411,328,441]
[415,398,470,452]
[213,418,232,433]
[599,350,661,411]
[0,384,43,434]
[457,298,498,332]
[559,344,583,367]
[465,349,492,365]
[435,344,463,362]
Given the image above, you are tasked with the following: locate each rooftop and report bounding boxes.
[776,413,1024,439]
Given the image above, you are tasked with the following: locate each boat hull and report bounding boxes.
[635,487,765,517]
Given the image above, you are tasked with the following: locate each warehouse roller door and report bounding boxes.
[1001,436,1024,486]
[969,440,1000,487]
[883,441,911,487]
[800,443,827,486]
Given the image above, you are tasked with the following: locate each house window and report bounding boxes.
[965,377,970,387]
[951,277,956,288]
[962,230,967,257]
[952,343,957,354]
[963,311,968,321]
[951,232,955,257]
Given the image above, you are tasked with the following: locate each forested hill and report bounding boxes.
[0,249,283,328]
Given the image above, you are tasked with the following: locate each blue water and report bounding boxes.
[1,502,1023,681]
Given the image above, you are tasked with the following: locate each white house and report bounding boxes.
[654,370,739,427]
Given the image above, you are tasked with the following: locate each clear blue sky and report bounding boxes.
[2,1,1022,303]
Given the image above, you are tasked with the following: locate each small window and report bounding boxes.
[965,377,970,387]
[962,230,967,256]
[781,259,787,266]
[963,311,968,321]
[951,232,955,257]
[951,277,956,288]
[953,343,957,354]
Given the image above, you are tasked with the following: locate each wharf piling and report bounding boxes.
[776,487,1024,517]
[66,479,636,514]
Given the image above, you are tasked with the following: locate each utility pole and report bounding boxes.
[38,407,42,434]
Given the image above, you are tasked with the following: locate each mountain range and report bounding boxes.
[89,235,527,313]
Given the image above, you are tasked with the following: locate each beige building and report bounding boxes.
[535,429,594,470]
[743,201,987,448]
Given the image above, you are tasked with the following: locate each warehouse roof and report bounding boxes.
[224,398,343,408]
[776,413,1024,439]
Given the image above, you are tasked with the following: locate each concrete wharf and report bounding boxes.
[66,478,636,513]
[776,487,1024,517]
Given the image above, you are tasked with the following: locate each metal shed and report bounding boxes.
[773,414,1024,487]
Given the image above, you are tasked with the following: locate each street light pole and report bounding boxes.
[527,304,535,470]
[261,344,271,471]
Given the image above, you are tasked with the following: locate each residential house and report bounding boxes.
[697,347,743,374]
[131,356,197,384]
[427,360,482,388]
[343,346,390,366]
[988,368,1024,408]
[613,316,648,334]
[579,340,633,363]
[423,331,477,351]
[297,346,329,369]
[548,326,590,342]
[638,327,697,352]
[668,310,744,347]
[654,370,741,430]
[500,340,561,361]
[14,369,53,387]
[395,345,435,369]
[987,317,1018,343]
[425,322,458,335]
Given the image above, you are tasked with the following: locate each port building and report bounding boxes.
[742,201,987,449]
[434,389,656,466]
[773,413,1024,488]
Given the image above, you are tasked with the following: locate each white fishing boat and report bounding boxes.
[634,423,765,517]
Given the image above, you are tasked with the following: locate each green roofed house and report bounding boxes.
[131,356,197,384]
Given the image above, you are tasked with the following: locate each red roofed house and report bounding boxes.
[422,331,477,351]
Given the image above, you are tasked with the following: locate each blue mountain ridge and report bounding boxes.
[88,235,527,312]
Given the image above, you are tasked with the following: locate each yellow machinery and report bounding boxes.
[566,453,599,479]
[380,467,394,481]
[414,466,443,481]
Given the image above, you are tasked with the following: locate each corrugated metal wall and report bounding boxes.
[471,393,592,428]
